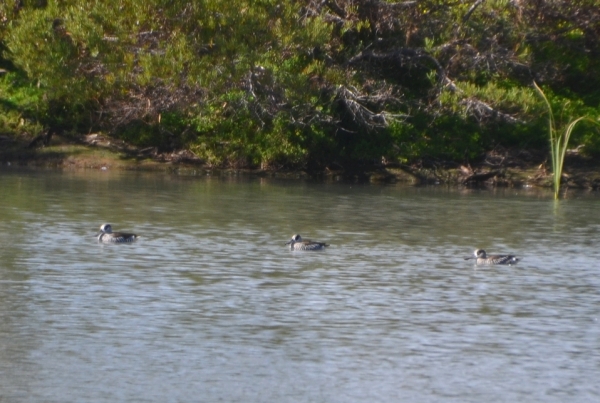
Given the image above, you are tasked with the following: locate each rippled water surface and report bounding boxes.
[1,168,599,402]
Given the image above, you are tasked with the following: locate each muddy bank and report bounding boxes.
[374,148,600,191]
[2,133,600,190]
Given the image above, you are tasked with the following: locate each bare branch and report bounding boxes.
[463,0,486,23]
[443,77,522,124]
[335,86,408,130]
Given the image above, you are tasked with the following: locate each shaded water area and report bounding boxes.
[1,168,599,403]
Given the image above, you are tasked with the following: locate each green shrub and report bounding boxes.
[2,0,600,172]
[0,72,46,138]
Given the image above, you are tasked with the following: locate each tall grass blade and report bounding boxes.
[533,82,592,199]
[555,117,586,197]
[533,82,557,198]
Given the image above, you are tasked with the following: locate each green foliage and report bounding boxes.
[534,82,595,199]
[1,0,600,172]
[387,113,483,162]
[0,72,46,138]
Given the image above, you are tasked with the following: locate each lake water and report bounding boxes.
[1,168,599,403]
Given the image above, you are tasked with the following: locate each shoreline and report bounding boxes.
[2,135,600,190]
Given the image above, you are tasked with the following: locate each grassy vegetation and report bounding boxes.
[1,0,599,173]
[534,82,597,198]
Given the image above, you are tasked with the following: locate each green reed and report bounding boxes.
[533,82,587,199]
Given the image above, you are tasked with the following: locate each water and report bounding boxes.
[1,168,599,402]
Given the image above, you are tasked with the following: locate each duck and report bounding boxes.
[97,223,137,243]
[285,234,329,251]
[465,249,519,265]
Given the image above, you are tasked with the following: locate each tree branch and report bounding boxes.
[463,0,486,23]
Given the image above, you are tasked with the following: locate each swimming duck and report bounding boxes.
[97,223,138,243]
[285,234,329,251]
[465,249,519,265]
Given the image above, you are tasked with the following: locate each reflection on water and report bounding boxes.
[1,168,599,402]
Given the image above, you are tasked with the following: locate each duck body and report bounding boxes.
[286,234,329,251]
[97,223,137,243]
[465,249,519,265]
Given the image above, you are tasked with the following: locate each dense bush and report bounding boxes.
[1,0,599,169]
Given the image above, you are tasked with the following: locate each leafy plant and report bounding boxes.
[2,0,600,173]
[533,82,591,199]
